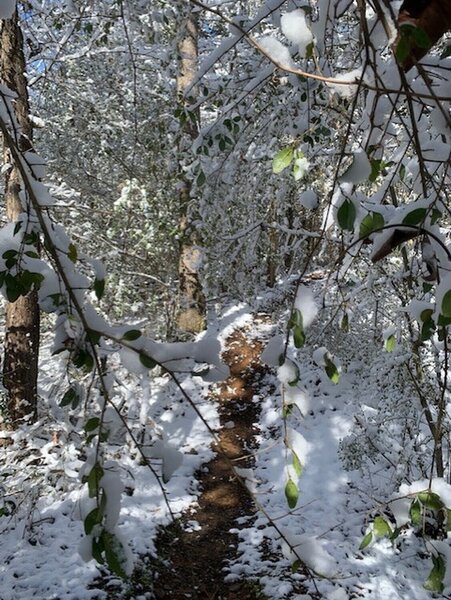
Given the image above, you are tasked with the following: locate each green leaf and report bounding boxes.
[441,290,451,318]
[272,147,294,174]
[411,26,431,49]
[402,208,426,226]
[385,335,396,352]
[291,559,302,573]
[139,352,157,369]
[369,158,383,183]
[447,509,451,532]
[293,325,305,349]
[92,535,105,564]
[102,531,128,579]
[337,199,356,231]
[340,313,349,332]
[410,498,422,526]
[5,280,22,303]
[196,171,206,187]
[73,349,87,368]
[67,243,77,263]
[122,329,142,341]
[324,357,340,384]
[94,279,105,300]
[87,330,101,345]
[421,319,436,342]
[84,507,103,535]
[424,554,445,593]
[359,212,384,238]
[88,463,104,498]
[417,490,444,511]
[420,309,434,322]
[285,478,299,509]
[288,308,303,330]
[396,30,412,64]
[60,387,79,408]
[292,451,302,477]
[373,516,392,537]
[359,531,373,550]
[84,417,100,433]
[438,314,451,327]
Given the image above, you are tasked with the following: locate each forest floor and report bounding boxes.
[0,305,447,600]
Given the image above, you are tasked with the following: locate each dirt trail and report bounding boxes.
[151,324,269,599]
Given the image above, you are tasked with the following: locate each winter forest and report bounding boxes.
[0,0,450,598]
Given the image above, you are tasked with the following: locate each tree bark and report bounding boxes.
[176,4,206,334]
[0,11,40,424]
[395,0,451,71]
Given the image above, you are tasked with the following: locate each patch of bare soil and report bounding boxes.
[150,325,269,599]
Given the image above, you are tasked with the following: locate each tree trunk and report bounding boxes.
[176,4,206,334]
[0,11,40,424]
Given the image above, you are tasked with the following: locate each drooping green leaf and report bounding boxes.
[92,535,105,564]
[84,507,103,535]
[122,329,142,341]
[402,208,426,226]
[94,278,105,300]
[411,26,431,49]
[285,478,299,509]
[441,290,451,318]
[324,357,340,384]
[84,417,100,433]
[67,243,78,263]
[417,490,444,511]
[337,199,356,231]
[395,35,412,64]
[369,158,383,183]
[88,463,104,498]
[373,516,392,537]
[423,554,445,593]
[410,498,422,526]
[293,325,305,349]
[292,451,302,477]
[359,212,384,239]
[421,319,436,342]
[87,330,101,345]
[288,308,303,330]
[359,531,373,550]
[272,147,294,174]
[385,335,396,352]
[139,352,157,369]
[73,349,87,368]
[291,559,302,573]
[102,531,128,579]
[60,387,79,409]
[420,309,434,322]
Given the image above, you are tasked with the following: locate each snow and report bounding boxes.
[277,359,299,384]
[280,9,313,57]
[327,68,363,98]
[259,36,293,69]
[261,334,284,366]
[0,0,15,19]
[294,285,318,328]
[299,190,318,209]
[340,150,371,185]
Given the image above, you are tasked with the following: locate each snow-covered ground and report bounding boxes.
[0,303,449,599]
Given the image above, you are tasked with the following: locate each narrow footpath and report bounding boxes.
[151,323,268,599]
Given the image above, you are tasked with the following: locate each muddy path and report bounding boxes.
[150,324,269,599]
